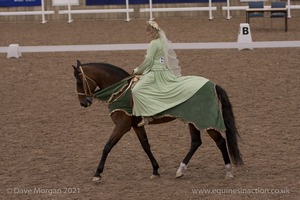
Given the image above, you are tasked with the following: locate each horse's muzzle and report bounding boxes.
[80,97,93,108]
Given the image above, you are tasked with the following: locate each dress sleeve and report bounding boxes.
[133,40,157,75]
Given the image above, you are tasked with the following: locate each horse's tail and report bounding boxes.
[216,85,244,166]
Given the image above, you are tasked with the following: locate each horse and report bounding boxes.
[72,60,243,182]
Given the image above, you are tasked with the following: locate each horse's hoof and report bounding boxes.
[225,173,234,179]
[175,173,184,178]
[92,176,102,182]
[150,174,160,179]
[175,162,187,178]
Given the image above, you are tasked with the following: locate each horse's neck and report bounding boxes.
[92,67,128,89]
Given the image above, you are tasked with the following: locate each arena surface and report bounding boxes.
[1,17,299,199]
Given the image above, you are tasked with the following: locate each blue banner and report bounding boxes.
[0,0,41,7]
[86,0,225,6]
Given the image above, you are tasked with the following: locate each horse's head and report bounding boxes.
[73,60,98,108]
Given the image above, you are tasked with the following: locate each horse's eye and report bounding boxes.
[76,80,82,87]
[75,76,82,84]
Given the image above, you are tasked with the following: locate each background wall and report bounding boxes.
[0,0,299,21]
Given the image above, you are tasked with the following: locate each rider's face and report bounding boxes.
[145,25,152,38]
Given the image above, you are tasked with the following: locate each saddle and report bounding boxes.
[94,75,140,115]
[108,75,141,103]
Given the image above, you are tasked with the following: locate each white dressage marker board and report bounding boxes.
[6,44,22,59]
[237,23,253,50]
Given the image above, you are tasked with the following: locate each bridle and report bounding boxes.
[77,66,98,98]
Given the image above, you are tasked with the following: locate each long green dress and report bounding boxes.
[132,38,209,117]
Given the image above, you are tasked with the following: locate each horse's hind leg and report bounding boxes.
[207,129,234,179]
[133,126,160,178]
[176,124,202,178]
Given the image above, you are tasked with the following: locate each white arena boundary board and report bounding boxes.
[0,41,300,54]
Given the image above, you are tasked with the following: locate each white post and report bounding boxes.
[67,0,73,23]
[208,0,214,20]
[125,0,131,21]
[41,0,47,24]
[287,0,291,18]
[149,0,154,20]
[226,0,232,20]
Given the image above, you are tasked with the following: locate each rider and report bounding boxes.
[132,20,209,127]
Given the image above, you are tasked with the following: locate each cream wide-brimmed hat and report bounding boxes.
[147,20,160,31]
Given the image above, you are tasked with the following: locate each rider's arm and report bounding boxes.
[133,40,157,75]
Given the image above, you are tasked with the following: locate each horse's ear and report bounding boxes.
[77,60,81,67]
[72,65,79,73]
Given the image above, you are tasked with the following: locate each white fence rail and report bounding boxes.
[1,41,300,58]
[0,0,53,23]
[140,0,216,20]
[58,0,133,23]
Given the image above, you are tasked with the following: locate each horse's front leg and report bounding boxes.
[93,113,132,182]
[133,126,160,178]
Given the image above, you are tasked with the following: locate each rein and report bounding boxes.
[77,66,98,97]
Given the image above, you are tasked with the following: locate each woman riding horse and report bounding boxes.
[72,21,243,182]
[132,20,210,127]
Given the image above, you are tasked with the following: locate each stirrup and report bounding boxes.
[137,117,153,127]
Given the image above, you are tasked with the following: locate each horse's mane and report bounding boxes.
[83,62,130,78]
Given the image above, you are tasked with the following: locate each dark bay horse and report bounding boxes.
[72,60,243,182]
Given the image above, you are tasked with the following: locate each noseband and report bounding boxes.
[77,66,97,98]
